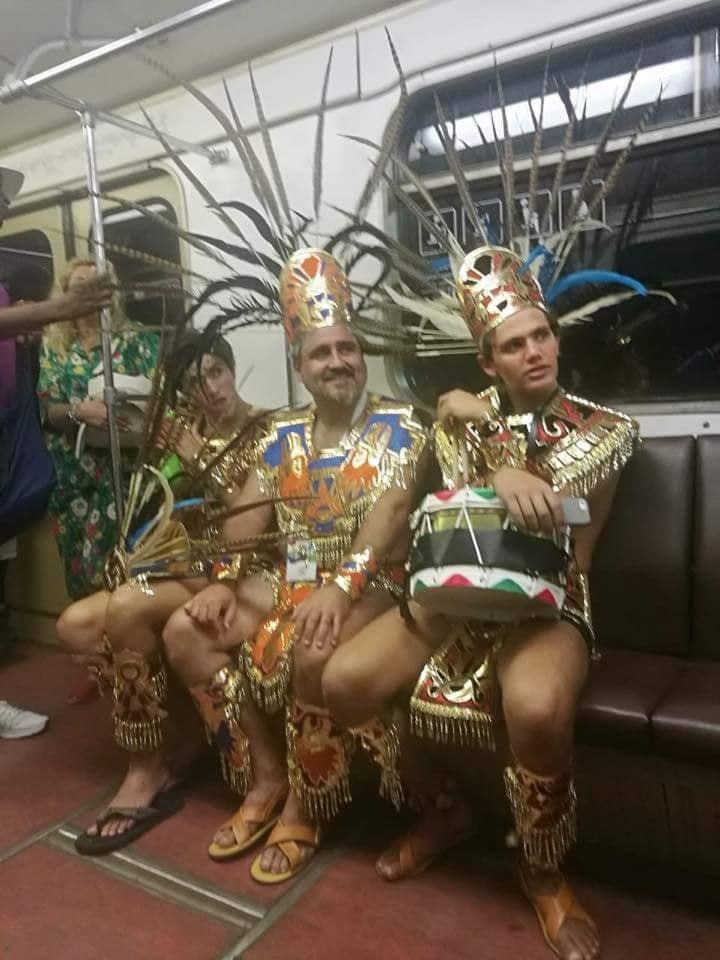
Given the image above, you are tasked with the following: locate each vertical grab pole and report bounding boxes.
[79,108,124,529]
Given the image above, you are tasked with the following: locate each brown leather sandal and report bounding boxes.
[376,823,476,882]
[519,869,599,958]
[249,820,320,885]
[208,783,289,861]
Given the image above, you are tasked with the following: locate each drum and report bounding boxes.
[408,487,570,621]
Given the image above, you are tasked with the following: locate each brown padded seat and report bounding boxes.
[652,662,720,765]
[577,648,683,751]
[691,436,720,659]
[591,437,695,657]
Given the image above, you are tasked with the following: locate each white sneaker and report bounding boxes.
[0,700,48,739]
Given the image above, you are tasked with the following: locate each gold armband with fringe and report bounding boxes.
[210,553,245,583]
[331,547,380,601]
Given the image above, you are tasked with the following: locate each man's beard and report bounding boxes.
[316,370,363,407]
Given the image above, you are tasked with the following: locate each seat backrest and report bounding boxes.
[590,436,694,656]
[691,435,720,660]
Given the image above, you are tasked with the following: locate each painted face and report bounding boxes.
[181,353,238,419]
[295,324,367,410]
[482,307,559,404]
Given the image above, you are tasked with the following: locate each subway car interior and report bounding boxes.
[1,1,720,958]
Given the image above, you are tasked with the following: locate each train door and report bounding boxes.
[1,169,184,643]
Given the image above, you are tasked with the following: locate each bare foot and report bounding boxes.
[521,862,600,960]
[376,791,475,881]
[258,790,317,876]
[87,753,175,839]
[212,773,288,850]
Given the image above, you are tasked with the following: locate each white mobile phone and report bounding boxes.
[561,497,591,526]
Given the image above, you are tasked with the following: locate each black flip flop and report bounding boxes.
[74,786,184,857]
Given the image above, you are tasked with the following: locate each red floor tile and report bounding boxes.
[0,648,124,850]
[244,840,720,960]
[0,844,236,960]
[112,777,296,905]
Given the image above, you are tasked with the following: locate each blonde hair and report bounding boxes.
[42,257,127,357]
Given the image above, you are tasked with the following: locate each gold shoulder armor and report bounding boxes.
[543,392,640,497]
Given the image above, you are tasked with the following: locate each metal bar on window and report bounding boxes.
[400,115,720,194]
[694,33,703,117]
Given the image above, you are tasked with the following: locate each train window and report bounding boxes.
[100,197,183,330]
[395,11,720,407]
[0,229,54,297]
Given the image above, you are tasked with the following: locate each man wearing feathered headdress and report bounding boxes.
[162,248,429,884]
[322,243,639,960]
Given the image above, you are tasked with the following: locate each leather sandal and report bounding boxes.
[208,783,289,861]
[249,820,320,885]
[376,823,476,883]
[519,868,598,959]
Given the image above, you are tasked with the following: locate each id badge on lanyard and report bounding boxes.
[286,538,318,583]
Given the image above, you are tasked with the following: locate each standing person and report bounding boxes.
[0,169,111,740]
[37,258,158,601]
[0,265,55,658]
[322,246,639,960]
[1,168,111,340]
[162,249,429,883]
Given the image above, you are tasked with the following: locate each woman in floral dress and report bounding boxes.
[37,258,158,600]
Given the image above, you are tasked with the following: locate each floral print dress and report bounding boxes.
[37,330,158,599]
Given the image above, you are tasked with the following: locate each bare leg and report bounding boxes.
[498,620,598,960]
[163,576,287,850]
[87,578,207,839]
[56,591,110,655]
[322,602,444,728]
[259,590,397,878]
[56,591,112,703]
[322,602,480,881]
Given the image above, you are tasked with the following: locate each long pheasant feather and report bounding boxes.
[526,49,551,245]
[139,104,245,244]
[354,28,408,221]
[248,62,295,242]
[433,93,486,243]
[222,78,284,235]
[313,47,334,221]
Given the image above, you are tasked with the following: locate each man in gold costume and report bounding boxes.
[322,246,639,960]
[162,248,428,883]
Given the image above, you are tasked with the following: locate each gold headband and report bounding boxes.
[279,248,354,346]
[457,246,547,343]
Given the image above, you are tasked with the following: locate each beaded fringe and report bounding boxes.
[409,700,496,751]
[286,708,354,822]
[504,766,578,870]
[354,721,404,811]
[201,666,252,796]
[549,415,638,500]
[219,737,252,797]
[113,664,168,753]
[244,647,292,715]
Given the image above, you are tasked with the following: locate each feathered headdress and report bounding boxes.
[359,48,676,349]
[100,32,427,583]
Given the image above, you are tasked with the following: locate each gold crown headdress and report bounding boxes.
[279,249,354,346]
[457,246,546,344]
